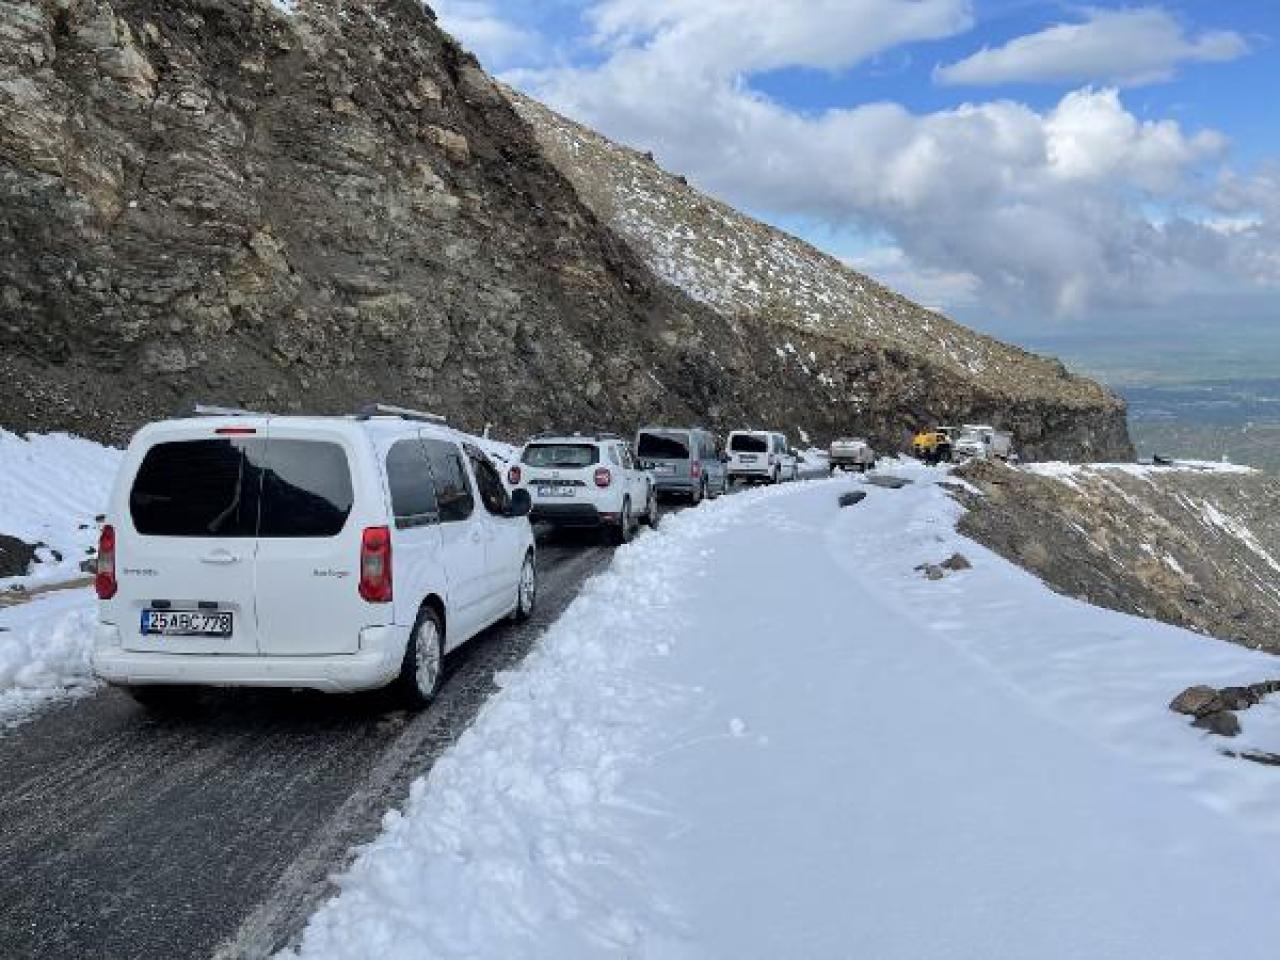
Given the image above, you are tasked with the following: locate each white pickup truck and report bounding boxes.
[953,425,1013,461]
[828,437,876,472]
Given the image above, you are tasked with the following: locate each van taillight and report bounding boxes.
[690,460,702,479]
[594,467,612,488]
[508,465,522,485]
[95,524,117,600]
[358,526,393,603]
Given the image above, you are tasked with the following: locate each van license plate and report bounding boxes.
[655,464,674,474]
[141,609,233,638]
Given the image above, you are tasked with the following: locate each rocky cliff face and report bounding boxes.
[2,0,1129,458]
[955,460,1280,653]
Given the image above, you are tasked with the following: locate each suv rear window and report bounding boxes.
[637,432,689,459]
[130,438,353,538]
[522,444,599,468]
[729,434,768,453]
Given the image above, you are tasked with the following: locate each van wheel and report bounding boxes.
[395,606,445,710]
[642,488,660,528]
[513,554,536,621]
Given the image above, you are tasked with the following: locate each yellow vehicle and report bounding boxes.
[912,426,955,465]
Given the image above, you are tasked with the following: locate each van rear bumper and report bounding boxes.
[91,624,407,693]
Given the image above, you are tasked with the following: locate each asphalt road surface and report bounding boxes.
[0,536,616,960]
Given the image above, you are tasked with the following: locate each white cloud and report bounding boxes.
[935,7,1249,88]
[585,0,973,76]
[432,0,542,70]
[456,0,1276,326]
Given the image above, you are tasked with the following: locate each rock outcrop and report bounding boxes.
[2,0,1129,458]
[955,460,1280,653]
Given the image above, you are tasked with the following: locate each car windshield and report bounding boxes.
[522,443,600,468]
[637,432,689,459]
[729,433,768,453]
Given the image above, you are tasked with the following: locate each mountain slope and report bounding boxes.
[1,0,1127,459]
[510,91,1133,460]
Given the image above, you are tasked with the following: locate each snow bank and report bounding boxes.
[288,467,1280,960]
[0,588,100,726]
[1027,459,1256,481]
[0,430,123,589]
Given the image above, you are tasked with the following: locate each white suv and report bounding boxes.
[726,430,798,485]
[91,405,537,709]
[511,433,658,543]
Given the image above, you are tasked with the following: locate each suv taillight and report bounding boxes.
[690,460,702,479]
[95,524,117,600]
[594,467,612,488]
[358,526,393,603]
[508,465,522,485]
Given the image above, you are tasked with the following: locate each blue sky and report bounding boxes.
[434,1,1279,380]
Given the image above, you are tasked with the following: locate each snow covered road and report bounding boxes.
[290,467,1280,960]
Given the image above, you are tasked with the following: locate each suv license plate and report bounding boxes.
[141,609,233,638]
[538,486,575,498]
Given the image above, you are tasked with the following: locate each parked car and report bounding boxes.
[829,437,875,472]
[511,433,657,542]
[635,427,728,503]
[91,404,536,710]
[953,424,1013,461]
[725,430,798,485]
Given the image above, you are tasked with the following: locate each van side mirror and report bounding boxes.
[506,488,532,519]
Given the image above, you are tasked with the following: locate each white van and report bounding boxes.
[91,406,536,709]
[725,430,798,485]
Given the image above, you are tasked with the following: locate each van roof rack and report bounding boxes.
[175,403,266,418]
[356,403,447,424]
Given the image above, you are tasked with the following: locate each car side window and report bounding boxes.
[607,445,621,466]
[421,438,475,523]
[465,445,510,516]
[386,439,439,528]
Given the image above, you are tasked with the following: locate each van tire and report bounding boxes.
[641,488,660,528]
[513,553,536,621]
[394,605,445,710]
[690,481,704,506]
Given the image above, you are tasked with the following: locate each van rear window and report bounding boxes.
[729,434,768,453]
[636,432,689,459]
[129,439,352,538]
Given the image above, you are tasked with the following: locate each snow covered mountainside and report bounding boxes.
[287,468,1280,960]
[0,431,120,724]
[509,91,1132,462]
[957,458,1280,654]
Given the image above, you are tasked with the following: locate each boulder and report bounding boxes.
[0,533,37,578]
[1169,685,1223,718]
[940,552,972,571]
[838,491,866,508]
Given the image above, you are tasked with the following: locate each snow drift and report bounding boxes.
[287,466,1280,960]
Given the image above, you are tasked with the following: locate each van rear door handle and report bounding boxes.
[200,550,241,565]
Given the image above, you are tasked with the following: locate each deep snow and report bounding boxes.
[0,430,121,724]
[0,429,122,590]
[286,465,1280,960]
